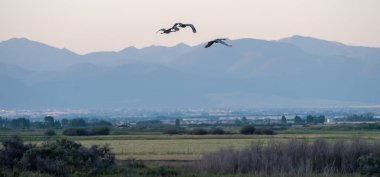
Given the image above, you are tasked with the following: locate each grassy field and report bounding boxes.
[78,130,380,160]
[1,129,380,160]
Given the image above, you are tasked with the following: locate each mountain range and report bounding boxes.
[1,35,379,109]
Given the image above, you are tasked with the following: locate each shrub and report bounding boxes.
[63,128,88,136]
[147,166,178,176]
[63,127,110,136]
[358,153,380,177]
[22,139,114,176]
[111,130,129,135]
[124,158,145,169]
[190,128,208,135]
[240,125,255,134]
[0,136,33,168]
[44,129,57,136]
[197,138,380,176]
[163,128,181,135]
[0,136,116,176]
[254,128,275,135]
[88,127,110,135]
[209,127,226,135]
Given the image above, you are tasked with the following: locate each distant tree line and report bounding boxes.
[240,125,276,135]
[0,116,112,129]
[341,113,375,122]
[293,115,326,125]
[63,127,111,136]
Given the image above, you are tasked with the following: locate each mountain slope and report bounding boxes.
[0,38,81,71]
[0,36,379,108]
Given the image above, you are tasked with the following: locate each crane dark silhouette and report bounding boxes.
[157,26,180,34]
[204,38,232,48]
[173,23,197,33]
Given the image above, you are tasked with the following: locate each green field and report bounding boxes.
[1,129,380,160]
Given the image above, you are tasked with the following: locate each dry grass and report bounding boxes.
[197,138,380,176]
[4,129,380,160]
[75,131,380,160]
[78,138,254,160]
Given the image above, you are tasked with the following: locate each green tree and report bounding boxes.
[306,115,314,124]
[358,154,380,177]
[317,115,326,124]
[281,115,287,124]
[240,125,255,134]
[190,128,208,135]
[241,117,248,124]
[44,116,54,128]
[234,118,242,126]
[54,120,61,128]
[61,118,69,127]
[69,118,87,127]
[294,115,303,124]
[175,119,180,127]
[210,127,226,135]
[10,118,30,129]
[44,129,57,136]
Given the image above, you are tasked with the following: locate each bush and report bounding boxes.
[124,158,145,169]
[358,153,380,177]
[146,166,178,176]
[63,127,110,136]
[254,128,275,135]
[163,128,181,135]
[88,127,110,135]
[240,125,255,134]
[197,138,380,176]
[0,137,116,176]
[0,136,33,168]
[44,129,57,136]
[209,127,226,135]
[190,128,208,135]
[63,128,87,136]
[112,130,129,135]
[261,128,275,135]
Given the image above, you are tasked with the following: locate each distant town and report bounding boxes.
[1,107,379,126]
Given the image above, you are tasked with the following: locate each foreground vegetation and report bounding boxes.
[197,138,380,176]
[1,114,380,176]
[1,128,380,160]
[1,136,379,177]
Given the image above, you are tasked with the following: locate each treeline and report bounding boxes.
[293,115,326,124]
[341,113,376,122]
[125,119,276,135]
[0,116,112,129]
[63,127,111,136]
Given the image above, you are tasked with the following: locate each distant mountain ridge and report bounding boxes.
[0,36,379,109]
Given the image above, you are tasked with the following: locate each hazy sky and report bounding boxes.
[1,0,379,54]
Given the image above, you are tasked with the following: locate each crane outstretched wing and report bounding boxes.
[218,40,232,47]
[173,23,182,28]
[186,24,197,33]
[204,41,215,48]
[170,26,180,32]
[156,28,165,33]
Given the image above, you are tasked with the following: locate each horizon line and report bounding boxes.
[1,34,379,55]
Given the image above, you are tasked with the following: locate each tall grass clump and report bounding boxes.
[197,138,380,176]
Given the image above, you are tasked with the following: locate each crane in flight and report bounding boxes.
[157,23,196,34]
[156,26,180,34]
[204,38,232,48]
[173,23,197,33]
